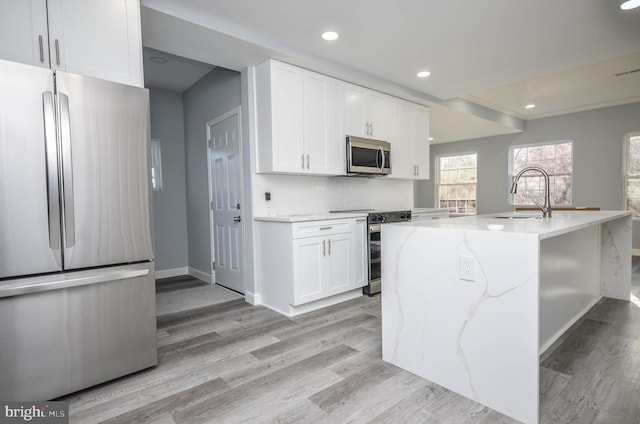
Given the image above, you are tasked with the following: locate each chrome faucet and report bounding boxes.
[510,166,552,218]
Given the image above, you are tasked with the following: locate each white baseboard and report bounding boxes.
[245,291,261,305]
[154,267,189,279]
[189,267,212,284]
[632,248,640,257]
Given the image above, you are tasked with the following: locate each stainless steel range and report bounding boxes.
[365,210,412,295]
[332,209,412,295]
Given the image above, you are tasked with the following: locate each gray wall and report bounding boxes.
[415,101,640,247]
[183,68,242,275]
[149,87,189,271]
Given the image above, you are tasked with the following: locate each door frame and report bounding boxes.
[205,106,245,293]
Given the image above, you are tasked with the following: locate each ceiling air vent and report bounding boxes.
[614,68,640,77]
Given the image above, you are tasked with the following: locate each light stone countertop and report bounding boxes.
[254,212,368,222]
[391,210,631,240]
[411,208,449,214]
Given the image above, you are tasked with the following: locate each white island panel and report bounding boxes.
[381,210,631,424]
[601,214,632,300]
[381,225,540,424]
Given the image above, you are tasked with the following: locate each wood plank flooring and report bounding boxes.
[60,262,640,423]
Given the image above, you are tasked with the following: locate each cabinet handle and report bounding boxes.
[370,122,373,136]
[319,226,332,230]
[301,154,305,169]
[356,219,366,222]
[416,164,419,176]
[323,240,326,256]
[38,35,44,62]
[328,239,331,255]
[306,154,309,169]
[54,39,60,65]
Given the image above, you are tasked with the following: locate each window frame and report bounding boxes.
[623,131,640,219]
[508,140,573,207]
[151,138,163,192]
[435,151,478,215]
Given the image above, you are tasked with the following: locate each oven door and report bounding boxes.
[365,222,382,295]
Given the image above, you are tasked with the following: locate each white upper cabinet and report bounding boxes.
[0,0,143,87]
[255,59,344,175]
[0,0,49,68]
[254,59,429,178]
[343,83,393,141]
[389,100,430,180]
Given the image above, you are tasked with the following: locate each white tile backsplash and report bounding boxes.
[253,173,414,216]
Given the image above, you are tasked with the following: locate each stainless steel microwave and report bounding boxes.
[346,136,391,175]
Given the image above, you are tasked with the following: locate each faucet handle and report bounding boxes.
[533,199,545,213]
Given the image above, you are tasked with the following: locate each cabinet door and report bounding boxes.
[351,219,368,288]
[0,0,49,68]
[303,71,331,173]
[389,101,430,180]
[414,106,430,179]
[325,234,352,296]
[390,100,415,179]
[303,72,345,175]
[367,91,391,140]
[270,62,304,172]
[343,83,368,137]
[292,237,324,305]
[46,0,143,86]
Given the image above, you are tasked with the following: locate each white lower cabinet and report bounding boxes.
[256,218,367,317]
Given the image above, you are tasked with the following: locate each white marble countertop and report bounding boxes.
[254,212,368,222]
[391,210,631,240]
[411,208,449,214]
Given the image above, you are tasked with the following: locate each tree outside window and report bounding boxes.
[624,133,640,217]
[510,141,572,206]
[437,153,477,214]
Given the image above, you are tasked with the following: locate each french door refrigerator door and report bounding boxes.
[55,71,154,270]
[0,60,62,279]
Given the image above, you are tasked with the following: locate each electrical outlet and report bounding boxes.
[459,256,476,281]
[265,192,271,201]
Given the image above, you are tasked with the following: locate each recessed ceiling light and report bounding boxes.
[525,104,536,109]
[322,31,339,41]
[150,56,168,64]
[620,0,640,10]
[417,70,431,78]
[428,137,434,141]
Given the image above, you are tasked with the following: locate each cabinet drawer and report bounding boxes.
[292,219,351,239]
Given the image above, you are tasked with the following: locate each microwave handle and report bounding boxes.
[377,146,385,172]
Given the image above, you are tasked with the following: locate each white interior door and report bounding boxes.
[207,108,244,294]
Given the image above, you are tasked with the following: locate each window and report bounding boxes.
[509,141,572,206]
[437,153,477,214]
[624,132,640,217]
[151,139,163,191]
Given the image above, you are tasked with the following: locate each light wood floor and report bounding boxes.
[61,263,640,423]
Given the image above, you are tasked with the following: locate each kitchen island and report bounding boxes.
[381,211,631,424]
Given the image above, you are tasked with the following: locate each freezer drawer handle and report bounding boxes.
[42,91,61,251]
[0,268,150,299]
[59,92,75,247]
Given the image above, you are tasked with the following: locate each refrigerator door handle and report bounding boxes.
[43,91,61,251]
[0,268,150,299]
[59,92,75,248]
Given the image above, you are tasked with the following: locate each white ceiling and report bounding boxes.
[140,0,640,143]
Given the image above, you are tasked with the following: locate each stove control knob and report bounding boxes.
[379,215,386,222]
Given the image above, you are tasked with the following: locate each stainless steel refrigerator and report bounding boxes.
[0,59,157,400]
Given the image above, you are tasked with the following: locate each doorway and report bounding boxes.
[206,107,245,294]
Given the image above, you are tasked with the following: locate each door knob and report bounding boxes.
[236,203,241,209]
[233,216,241,223]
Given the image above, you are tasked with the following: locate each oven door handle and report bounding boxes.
[369,223,381,233]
